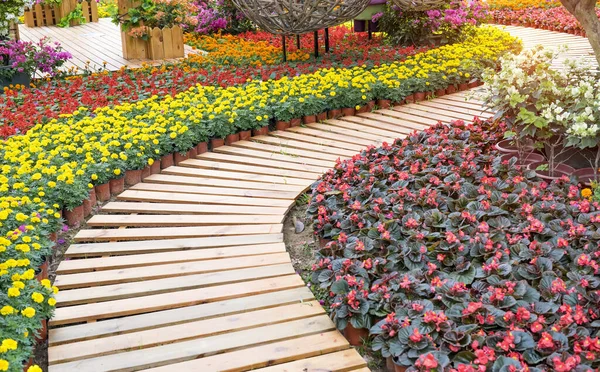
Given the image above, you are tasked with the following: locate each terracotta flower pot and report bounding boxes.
[211,138,225,149]
[435,88,445,97]
[356,105,369,114]
[459,83,469,91]
[377,99,392,109]
[109,177,125,196]
[573,168,599,187]
[341,107,356,117]
[64,204,84,227]
[405,94,415,104]
[290,118,302,127]
[500,152,545,167]
[302,115,316,124]
[386,357,396,372]
[424,91,433,100]
[495,139,535,154]
[141,166,151,180]
[344,323,369,346]
[528,162,575,182]
[240,130,252,141]
[196,142,208,154]
[328,109,342,119]
[151,159,161,174]
[36,260,48,281]
[225,133,240,145]
[37,319,48,343]
[317,112,328,122]
[252,126,269,137]
[50,232,57,242]
[468,81,479,89]
[83,197,93,217]
[446,85,457,94]
[276,120,291,131]
[174,151,189,165]
[188,147,197,159]
[394,364,408,372]
[414,92,426,102]
[95,183,111,202]
[367,100,376,111]
[161,153,174,169]
[318,236,332,248]
[125,169,142,186]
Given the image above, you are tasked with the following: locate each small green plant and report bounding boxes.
[58,4,86,27]
[295,193,310,206]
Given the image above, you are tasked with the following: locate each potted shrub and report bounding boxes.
[0,38,71,90]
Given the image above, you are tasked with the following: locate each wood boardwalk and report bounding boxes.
[48,26,591,371]
[48,91,489,372]
[18,18,197,73]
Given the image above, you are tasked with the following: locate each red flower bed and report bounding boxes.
[0,29,422,138]
[491,6,600,35]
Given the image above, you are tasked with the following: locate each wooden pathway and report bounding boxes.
[19,18,196,73]
[47,91,490,372]
[47,26,593,371]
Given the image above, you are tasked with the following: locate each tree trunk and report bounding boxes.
[560,0,600,66]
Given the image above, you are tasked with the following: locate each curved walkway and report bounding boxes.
[47,26,592,371]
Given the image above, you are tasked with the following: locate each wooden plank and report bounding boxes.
[180,158,319,180]
[306,122,393,143]
[252,135,358,157]
[435,96,488,111]
[86,214,284,227]
[148,27,164,60]
[64,233,284,257]
[274,128,369,150]
[116,189,294,208]
[171,25,184,58]
[196,152,327,174]
[48,315,335,372]
[143,330,348,372]
[90,0,98,22]
[336,115,414,136]
[101,201,289,215]
[54,252,292,289]
[81,2,90,23]
[162,166,310,187]
[50,274,305,326]
[387,106,456,124]
[162,27,174,59]
[324,118,408,138]
[49,287,314,345]
[417,100,493,118]
[213,145,335,168]
[143,173,306,192]
[232,140,346,162]
[358,111,434,129]
[73,223,284,242]
[49,300,323,364]
[55,263,295,306]
[24,10,34,27]
[35,4,44,27]
[57,243,286,274]
[400,103,478,122]
[254,349,367,372]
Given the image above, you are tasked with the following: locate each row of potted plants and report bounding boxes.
[307,119,600,371]
[490,6,600,36]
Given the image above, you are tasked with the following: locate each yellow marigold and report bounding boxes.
[0,359,8,371]
[7,287,20,297]
[0,306,14,316]
[27,366,43,372]
[31,292,44,303]
[21,307,35,318]
[1,339,17,351]
[582,188,592,198]
[48,298,57,306]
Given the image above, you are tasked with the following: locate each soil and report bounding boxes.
[283,197,387,372]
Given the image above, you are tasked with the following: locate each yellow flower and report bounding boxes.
[0,306,14,316]
[27,366,43,372]
[7,287,20,297]
[1,339,17,351]
[31,292,44,303]
[148,158,154,166]
[582,188,592,198]
[0,359,8,371]
[48,298,57,306]
[114,169,121,176]
[21,307,35,318]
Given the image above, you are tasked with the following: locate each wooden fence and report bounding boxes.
[121,26,185,60]
[9,22,20,41]
[24,0,98,27]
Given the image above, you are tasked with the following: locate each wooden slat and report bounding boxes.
[101,201,288,215]
[57,242,286,274]
[272,129,368,150]
[73,224,283,242]
[399,103,478,122]
[162,166,310,187]
[54,253,292,289]
[213,144,336,168]
[390,106,460,124]
[416,100,493,118]
[358,111,434,129]
[64,233,284,257]
[324,118,408,138]
[55,263,295,306]
[86,214,284,227]
[249,136,357,158]
[49,300,323,364]
[132,181,298,200]
[197,151,328,173]
[50,274,305,326]
[180,158,319,180]
[304,122,392,143]
[49,287,315,345]
[143,330,349,372]
[142,173,305,192]
[116,189,294,208]
[254,349,367,371]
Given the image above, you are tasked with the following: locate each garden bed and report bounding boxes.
[306,118,600,371]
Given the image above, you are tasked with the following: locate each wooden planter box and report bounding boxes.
[121,26,184,60]
[8,22,20,41]
[23,0,98,27]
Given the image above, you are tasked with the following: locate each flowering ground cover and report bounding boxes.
[307,119,600,371]
[1,26,422,138]
[0,25,519,370]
